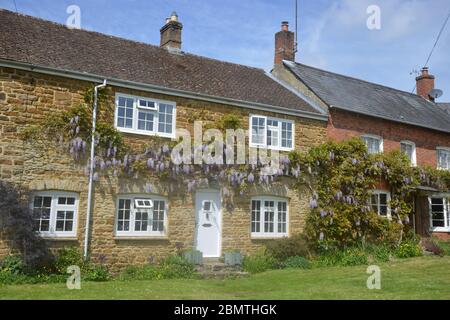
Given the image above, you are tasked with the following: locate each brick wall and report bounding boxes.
[328,109,450,168]
[0,67,327,271]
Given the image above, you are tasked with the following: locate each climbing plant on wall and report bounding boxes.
[19,87,450,249]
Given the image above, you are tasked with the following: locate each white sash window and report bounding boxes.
[115,94,176,138]
[251,197,289,238]
[32,191,79,238]
[116,195,167,237]
[250,115,294,151]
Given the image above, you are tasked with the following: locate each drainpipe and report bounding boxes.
[83,79,107,261]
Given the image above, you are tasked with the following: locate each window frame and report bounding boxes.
[361,134,383,154]
[250,196,289,238]
[115,195,168,238]
[429,196,450,232]
[400,140,417,166]
[249,115,295,151]
[31,191,79,238]
[114,93,177,139]
[370,190,391,219]
[436,147,450,171]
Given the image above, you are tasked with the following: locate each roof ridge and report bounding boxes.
[286,60,433,102]
[0,8,264,73]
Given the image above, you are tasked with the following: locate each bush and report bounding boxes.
[313,247,368,267]
[0,255,24,275]
[119,255,195,281]
[281,256,311,269]
[368,244,393,263]
[119,265,159,281]
[53,247,110,281]
[265,234,312,261]
[0,181,53,270]
[0,270,66,285]
[54,247,83,274]
[395,241,423,258]
[83,264,110,282]
[158,255,195,279]
[242,249,278,274]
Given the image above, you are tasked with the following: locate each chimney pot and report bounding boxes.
[416,67,435,101]
[281,21,289,31]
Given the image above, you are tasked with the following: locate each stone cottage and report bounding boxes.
[0,10,328,269]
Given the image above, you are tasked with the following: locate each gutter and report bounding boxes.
[0,59,328,122]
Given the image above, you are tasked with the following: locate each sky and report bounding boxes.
[1,0,450,101]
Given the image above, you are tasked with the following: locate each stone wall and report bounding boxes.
[0,67,327,271]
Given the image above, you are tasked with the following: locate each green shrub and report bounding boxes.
[395,241,423,258]
[242,249,278,274]
[282,256,311,269]
[313,247,368,267]
[54,247,84,274]
[265,234,312,261]
[340,248,368,266]
[119,265,159,281]
[119,255,195,281]
[0,271,66,285]
[83,264,110,282]
[369,244,393,263]
[0,255,24,275]
[158,255,195,279]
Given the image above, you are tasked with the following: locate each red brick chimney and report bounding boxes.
[416,67,435,101]
[160,12,183,51]
[274,21,295,65]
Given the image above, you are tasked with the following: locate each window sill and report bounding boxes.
[249,144,294,152]
[116,127,175,139]
[431,228,450,233]
[114,236,169,241]
[40,236,78,241]
[251,234,288,240]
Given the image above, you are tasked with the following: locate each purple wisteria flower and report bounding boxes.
[309,198,318,209]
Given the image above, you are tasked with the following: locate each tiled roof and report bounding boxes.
[0,9,322,116]
[284,61,450,133]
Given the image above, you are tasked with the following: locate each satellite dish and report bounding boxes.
[429,89,443,100]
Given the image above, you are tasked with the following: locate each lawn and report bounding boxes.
[1,256,449,300]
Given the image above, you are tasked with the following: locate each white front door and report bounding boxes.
[195,190,222,258]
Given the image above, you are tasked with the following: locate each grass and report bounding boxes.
[0,256,449,300]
